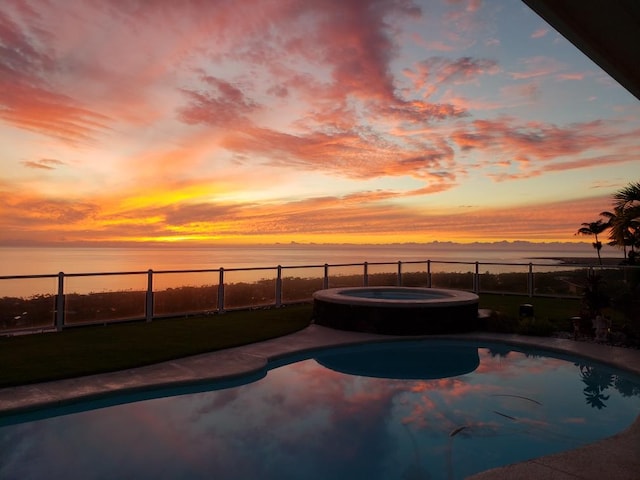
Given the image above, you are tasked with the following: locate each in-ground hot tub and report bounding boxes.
[312,286,479,335]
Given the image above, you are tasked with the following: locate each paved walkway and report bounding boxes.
[1,326,639,479]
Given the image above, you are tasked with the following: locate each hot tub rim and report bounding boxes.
[312,286,479,308]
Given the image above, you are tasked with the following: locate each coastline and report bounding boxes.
[534,256,623,266]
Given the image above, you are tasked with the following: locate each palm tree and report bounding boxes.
[609,181,640,262]
[613,181,640,209]
[600,207,632,259]
[576,220,608,265]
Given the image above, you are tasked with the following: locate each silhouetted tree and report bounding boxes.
[612,181,640,262]
[613,181,640,209]
[580,181,640,263]
[600,207,632,259]
[576,220,607,265]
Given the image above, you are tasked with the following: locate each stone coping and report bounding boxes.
[313,286,479,307]
[1,326,639,479]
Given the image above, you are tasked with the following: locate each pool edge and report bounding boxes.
[0,325,639,479]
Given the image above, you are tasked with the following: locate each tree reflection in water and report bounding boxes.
[579,365,614,409]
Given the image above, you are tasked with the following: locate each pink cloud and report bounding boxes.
[0,4,127,142]
[179,75,261,128]
[405,56,499,97]
[1,0,489,189]
[0,16,110,142]
[508,56,565,80]
[451,117,640,176]
[530,28,548,39]
[557,72,586,81]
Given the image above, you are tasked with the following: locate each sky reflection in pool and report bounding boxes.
[1,341,639,480]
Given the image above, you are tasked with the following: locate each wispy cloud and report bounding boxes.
[0,8,111,143]
[0,180,617,245]
[530,28,548,39]
[557,72,586,81]
[508,56,565,80]
[179,75,261,128]
[451,117,639,175]
[405,56,499,96]
[21,158,66,170]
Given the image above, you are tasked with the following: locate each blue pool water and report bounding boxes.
[1,340,639,480]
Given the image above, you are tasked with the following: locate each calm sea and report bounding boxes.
[0,243,619,276]
[0,243,619,297]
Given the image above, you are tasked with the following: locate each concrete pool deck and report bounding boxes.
[1,325,639,479]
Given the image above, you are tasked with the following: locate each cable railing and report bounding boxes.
[1,259,636,335]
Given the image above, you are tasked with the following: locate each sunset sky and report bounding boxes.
[2,0,639,246]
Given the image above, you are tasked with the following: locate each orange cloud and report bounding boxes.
[21,158,66,170]
[0,178,617,245]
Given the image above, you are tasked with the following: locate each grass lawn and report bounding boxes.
[0,294,602,389]
[0,304,313,388]
[479,293,581,329]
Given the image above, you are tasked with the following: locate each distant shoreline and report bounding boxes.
[534,257,623,266]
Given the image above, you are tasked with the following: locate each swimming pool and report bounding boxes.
[1,340,639,480]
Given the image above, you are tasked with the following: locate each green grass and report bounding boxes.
[0,304,313,388]
[0,294,616,389]
[479,293,629,330]
[478,293,583,336]
[479,294,581,326]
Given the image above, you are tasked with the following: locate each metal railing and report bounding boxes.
[1,259,636,334]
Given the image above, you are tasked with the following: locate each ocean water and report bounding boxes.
[0,243,619,298]
[0,243,617,277]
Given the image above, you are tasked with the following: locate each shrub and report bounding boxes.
[483,310,518,333]
[516,317,555,336]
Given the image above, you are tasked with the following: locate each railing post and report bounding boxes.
[427,260,432,288]
[363,262,369,286]
[275,265,282,307]
[397,261,402,286]
[528,262,534,298]
[323,264,329,289]
[55,272,65,332]
[474,262,480,293]
[218,268,225,313]
[145,269,154,322]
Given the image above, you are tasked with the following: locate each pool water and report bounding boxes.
[1,340,639,480]
[339,288,449,300]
